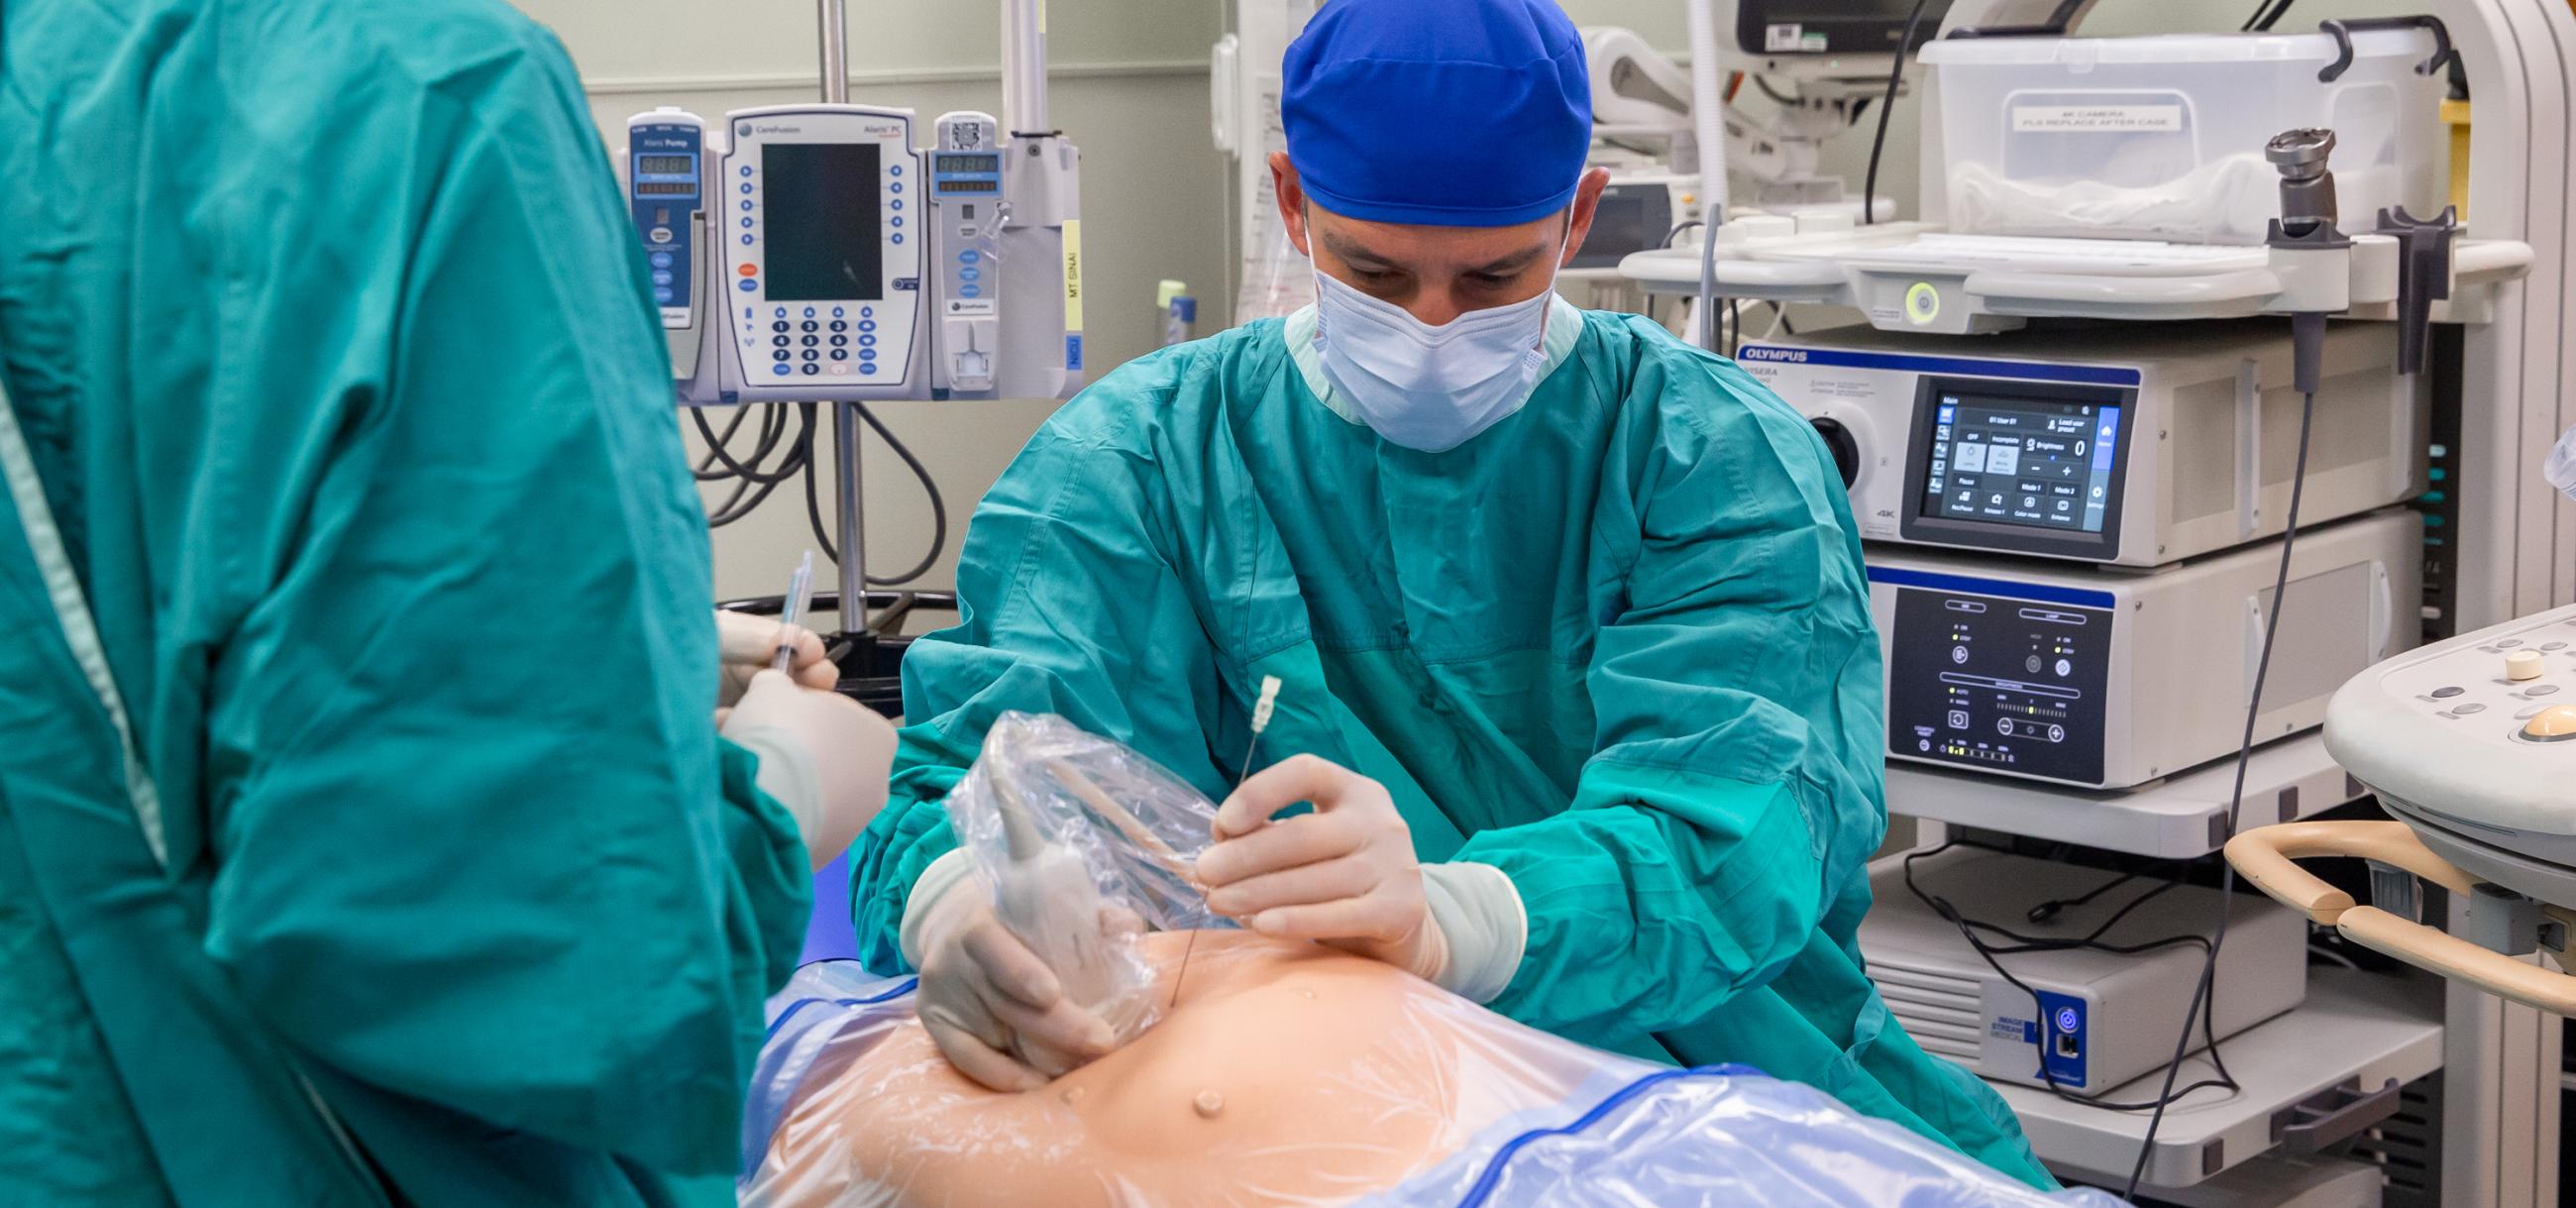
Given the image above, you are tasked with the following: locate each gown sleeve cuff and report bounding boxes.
[1422,860,1528,1004]
[898,847,983,967]
[723,723,825,870]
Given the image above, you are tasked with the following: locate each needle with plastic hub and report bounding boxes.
[772,550,816,672]
[1174,675,1280,1007]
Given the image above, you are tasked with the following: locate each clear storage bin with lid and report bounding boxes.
[1919,26,2449,245]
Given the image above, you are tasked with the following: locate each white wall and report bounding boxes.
[511,0,2425,610]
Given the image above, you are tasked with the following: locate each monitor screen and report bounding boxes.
[1568,183,1670,271]
[762,143,883,302]
[1919,389,2122,535]
[933,153,1001,174]
[635,154,696,176]
[1737,0,1955,55]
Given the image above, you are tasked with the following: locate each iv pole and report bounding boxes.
[815,0,870,631]
[810,0,1059,635]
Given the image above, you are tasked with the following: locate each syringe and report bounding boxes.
[773,550,817,673]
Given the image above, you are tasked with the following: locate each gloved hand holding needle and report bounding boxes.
[715,606,838,712]
[1195,755,1523,1003]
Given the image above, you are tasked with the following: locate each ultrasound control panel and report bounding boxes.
[1883,571,2114,786]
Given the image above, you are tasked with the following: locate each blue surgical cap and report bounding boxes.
[1282,0,1592,227]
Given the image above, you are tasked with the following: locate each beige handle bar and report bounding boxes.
[2224,821,2576,1016]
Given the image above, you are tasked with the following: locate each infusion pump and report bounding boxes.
[624,104,1083,405]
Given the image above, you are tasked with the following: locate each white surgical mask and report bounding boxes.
[1311,249,1559,452]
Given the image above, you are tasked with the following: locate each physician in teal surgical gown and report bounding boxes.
[875,0,2051,1189]
[854,294,2056,1187]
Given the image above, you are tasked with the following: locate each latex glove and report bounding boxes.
[720,670,895,872]
[715,608,836,710]
[1197,755,1527,1002]
[1198,755,1439,970]
[901,850,1120,1091]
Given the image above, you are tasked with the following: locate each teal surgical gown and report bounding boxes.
[0,2,808,1204]
[854,299,2054,1189]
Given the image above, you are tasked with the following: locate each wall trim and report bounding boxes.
[581,58,1208,96]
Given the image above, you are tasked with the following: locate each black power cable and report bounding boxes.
[691,404,757,478]
[2244,0,2297,33]
[696,404,812,528]
[798,403,950,588]
[1904,843,2243,1114]
[693,403,809,488]
[2123,384,2321,1199]
[1863,0,1939,226]
[692,397,950,587]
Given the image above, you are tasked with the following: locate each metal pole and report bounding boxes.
[818,0,847,104]
[835,410,866,630]
[817,0,868,628]
[1002,0,1048,134]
